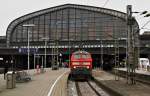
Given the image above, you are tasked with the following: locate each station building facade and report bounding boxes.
[0,4,141,69]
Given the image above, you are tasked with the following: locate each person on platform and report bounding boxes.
[4,66,8,80]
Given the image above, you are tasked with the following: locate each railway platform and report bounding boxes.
[114,68,150,84]
[0,68,69,96]
[116,68,150,76]
[93,69,150,96]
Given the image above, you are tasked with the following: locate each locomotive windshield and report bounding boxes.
[82,54,91,59]
[72,51,91,59]
[73,54,91,59]
[74,54,81,59]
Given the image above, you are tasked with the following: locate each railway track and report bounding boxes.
[68,80,110,96]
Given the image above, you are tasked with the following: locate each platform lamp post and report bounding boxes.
[68,34,78,67]
[100,40,103,70]
[23,24,35,72]
[59,53,62,67]
[96,38,103,69]
[49,41,55,68]
[41,37,49,69]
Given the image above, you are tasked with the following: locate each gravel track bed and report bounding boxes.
[77,81,97,96]
[68,80,110,96]
[88,81,110,96]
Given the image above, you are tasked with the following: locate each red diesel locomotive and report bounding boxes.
[70,50,92,79]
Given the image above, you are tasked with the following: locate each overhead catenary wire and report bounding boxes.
[102,0,110,7]
[141,19,150,29]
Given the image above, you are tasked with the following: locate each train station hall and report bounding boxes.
[0,4,150,70]
[0,3,150,96]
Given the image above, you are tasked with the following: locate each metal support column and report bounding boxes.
[115,39,120,80]
[127,5,136,84]
[52,45,54,67]
[100,40,103,70]
[34,54,35,69]
[44,39,47,68]
[56,40,59,68]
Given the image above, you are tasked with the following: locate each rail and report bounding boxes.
[74,80,110,96]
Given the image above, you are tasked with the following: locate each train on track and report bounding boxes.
[70,50,93,80]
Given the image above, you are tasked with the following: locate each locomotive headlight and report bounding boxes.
[86,66,89,69]
[83,62,90,65]
[73,66,76,69]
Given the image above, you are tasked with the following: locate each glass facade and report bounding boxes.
[3,4,141,69]
[10,8,127,44]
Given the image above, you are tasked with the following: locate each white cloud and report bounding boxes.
[0,0,150,36]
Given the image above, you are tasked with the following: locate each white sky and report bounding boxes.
[0,0,150,36]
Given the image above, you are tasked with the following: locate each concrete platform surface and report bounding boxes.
[93,69,150,96]
[117,68,150,76]
[0,68,69,96]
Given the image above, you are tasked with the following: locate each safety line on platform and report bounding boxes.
[47,70,69,96]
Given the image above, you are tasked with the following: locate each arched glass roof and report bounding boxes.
[6,4,138,47]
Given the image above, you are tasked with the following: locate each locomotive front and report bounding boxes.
[70,50,92,79]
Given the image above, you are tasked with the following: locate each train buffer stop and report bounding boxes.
[0,68,69,96]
